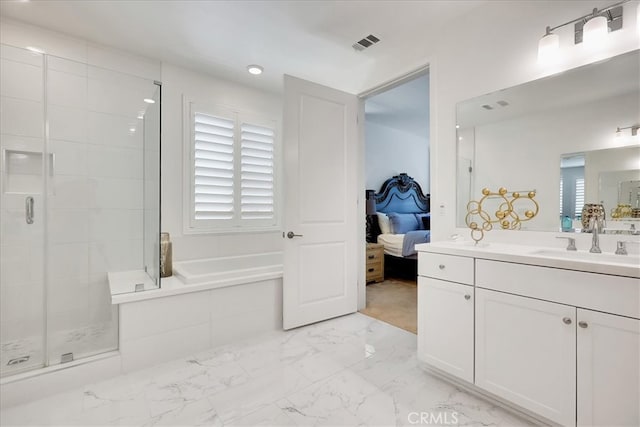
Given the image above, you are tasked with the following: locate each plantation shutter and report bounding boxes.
[240,123,275,220]
[193,112,235,220]
[575,178,585,218]
[559,177,563,217]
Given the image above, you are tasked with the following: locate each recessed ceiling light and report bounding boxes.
[455,125,460,129]
[143,98,155,104]
[129,127,136,132]
[247,65,263,75]
[25,46,44,54]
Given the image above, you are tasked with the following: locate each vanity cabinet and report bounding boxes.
[418,277,474,383]
[417,253,475,382]
[417,247,640,427]
[576,309,639,427]
[475,288,576,426]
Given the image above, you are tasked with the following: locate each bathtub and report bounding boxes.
[173,252,283,284]
[109,251,283,305]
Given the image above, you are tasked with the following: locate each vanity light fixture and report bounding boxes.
[247,65,263,75]
[537,0,627,63]
[538,27,560,64]
[616,125,639,136]
[583,9,609,48]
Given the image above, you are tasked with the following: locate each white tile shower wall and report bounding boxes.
[118,279,283,372]
[1,18,160,378]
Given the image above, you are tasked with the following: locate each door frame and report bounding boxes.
[356,63,432,310]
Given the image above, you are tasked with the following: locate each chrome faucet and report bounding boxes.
[556,236,577,251]
[589,217,602,254]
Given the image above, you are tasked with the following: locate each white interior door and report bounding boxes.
[282,75,359,330]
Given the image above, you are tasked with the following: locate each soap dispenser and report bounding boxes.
[561,216,572,232]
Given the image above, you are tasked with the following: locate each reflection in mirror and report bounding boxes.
[456,49,640,232]
[560,146,640,233]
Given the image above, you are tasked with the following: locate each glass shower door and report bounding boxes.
[143,84,161,288]
[0,44,46,376]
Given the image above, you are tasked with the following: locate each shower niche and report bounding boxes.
[0,44,161,377]
[2,150,53,194]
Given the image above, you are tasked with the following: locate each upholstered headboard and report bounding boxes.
[366,173,430,243]
[375,173,430,213]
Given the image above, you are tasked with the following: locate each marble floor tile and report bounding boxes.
[1,313,534,427]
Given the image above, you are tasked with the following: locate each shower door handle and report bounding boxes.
[25,196,34,224]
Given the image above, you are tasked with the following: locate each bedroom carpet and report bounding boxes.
[360,278,417,334]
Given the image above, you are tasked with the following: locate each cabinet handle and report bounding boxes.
[368,268,374,272]
[578,321,588,328]
[562,317,572,325]
[438,264,445,270]
[368,255,375,259]
[464,294,471,300]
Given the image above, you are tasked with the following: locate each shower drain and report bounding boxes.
[7,355,30,365]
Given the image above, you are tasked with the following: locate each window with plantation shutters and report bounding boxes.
[241,123,274,220]
[186,102,279,232]
[193,113,235,220]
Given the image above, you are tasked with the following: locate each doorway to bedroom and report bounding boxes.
[359,70,430,335]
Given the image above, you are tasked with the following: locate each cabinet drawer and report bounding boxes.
[418,252,474,285]
[366,263,383,278]
[366,248,384,263]
[476,259,640,319]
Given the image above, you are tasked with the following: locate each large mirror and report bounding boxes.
[456,49,640,232]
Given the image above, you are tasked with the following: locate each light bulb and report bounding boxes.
[583,14,608,48]
[538,29,560,65]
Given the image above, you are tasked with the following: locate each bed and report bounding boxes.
[368,173,431,279]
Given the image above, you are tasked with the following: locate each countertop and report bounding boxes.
[416,241,640,278]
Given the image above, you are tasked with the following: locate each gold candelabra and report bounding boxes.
[466,187,539,243]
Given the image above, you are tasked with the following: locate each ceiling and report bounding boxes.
[365,72,430,138]
[0,0,484,94]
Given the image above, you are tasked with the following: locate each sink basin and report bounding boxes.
[532,249,640,266]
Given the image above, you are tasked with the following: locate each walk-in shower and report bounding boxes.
[0,44,161,377]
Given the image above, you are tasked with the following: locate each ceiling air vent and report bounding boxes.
[352,34,381,51]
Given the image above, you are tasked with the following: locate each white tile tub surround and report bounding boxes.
[1,313,535,426]
[118,278,283,373]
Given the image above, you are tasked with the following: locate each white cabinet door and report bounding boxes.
[418,277,474,383]
[475,288,576,426]
[577,309,640,427]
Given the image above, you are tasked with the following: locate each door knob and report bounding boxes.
[287,231,303,239]
[578,321,588,328]
[562,317,572,325]
[464,294,471,300]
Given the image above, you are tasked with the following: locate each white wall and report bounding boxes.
[160,63,283,261]
[424,0,640,241]
[365,119,430,192]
